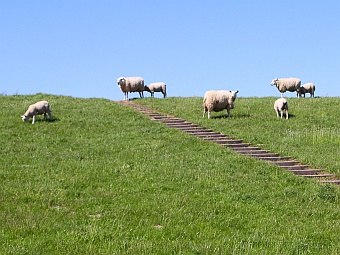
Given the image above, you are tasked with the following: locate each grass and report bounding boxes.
[1,94,340,254]
[138,96,340,177]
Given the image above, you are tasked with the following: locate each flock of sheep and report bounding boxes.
[115,76,315,121]
[116,77,167,100]
[20,76,316,124]
[270,77,316,120]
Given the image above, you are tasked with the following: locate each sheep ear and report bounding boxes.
[236,90,239,93]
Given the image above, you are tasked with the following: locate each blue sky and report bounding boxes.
[1,1,339,100]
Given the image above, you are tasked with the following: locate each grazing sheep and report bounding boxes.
[203,90,239,119]
[299,83,315,98]
[270,77,301,98]
[117,76,144,100]
[144,82,167,98]
[274,98,289,119]
[21,100,52,124]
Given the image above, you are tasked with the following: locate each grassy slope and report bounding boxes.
[138,96,340,176]
[1,94,340,254]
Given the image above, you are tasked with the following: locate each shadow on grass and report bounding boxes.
[29,118,60,123]
[211,113,251,119]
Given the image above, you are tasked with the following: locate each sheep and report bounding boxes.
[299,83,315,98]
[203,90,239,119]
[117,76,144,100]
[144,82,167,98]
[274,98,289,119]
[270,77,301,98]
[21,100,52,124]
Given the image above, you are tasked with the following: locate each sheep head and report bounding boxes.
[117,77,125,86]
[270,78,278,86]
[21,115,29,122]
[228,90,239,109]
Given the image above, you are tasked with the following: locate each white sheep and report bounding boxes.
[117,76,144,100]
[274,98,289,119]
[144,82,167,98]
[299,83,315,98]
[21,100,52,124]
[270,77,301,98]
[203,90,239,119]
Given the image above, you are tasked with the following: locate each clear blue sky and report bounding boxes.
[1,1,339,100]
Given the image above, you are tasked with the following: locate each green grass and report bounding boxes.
[1,94,340,254]
[138,96,340,177]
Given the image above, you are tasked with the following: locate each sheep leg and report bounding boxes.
[48,112,53,121]
[280,110,283,119]
[227,109,231,118]
[285,109,289,119]
[203,107,207,118]
[32,115,36,124]
[44,112,47,121]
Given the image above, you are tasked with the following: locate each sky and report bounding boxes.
[1,1,340,100]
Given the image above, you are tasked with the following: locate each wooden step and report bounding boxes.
[247,153,280,158]
[272,160,300,166]
[237,150,270,154]
[187,131,221,135]
[288,169,321,175]
[281,165,310,171]
[157,118,186,123]
[232,147,262,151]
[175,126,208,131]
[319,180,340,184]
[222,143,251,148]
[205,139,244,145]
[258,156,291,161]
[303,173,335,178]
[195,133,227,138]
[183,129,213,133]
[166,123,199,128]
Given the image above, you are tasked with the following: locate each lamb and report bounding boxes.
[299,83,315,98]
[203,90,239,119]
[274,98,289,119]
[144,82,167,98]
[117,76,144,100]
[270,77,301,98]
[21,100,52,124]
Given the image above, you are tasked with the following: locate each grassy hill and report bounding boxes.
[1,94,340,254]
[138,96,340,177]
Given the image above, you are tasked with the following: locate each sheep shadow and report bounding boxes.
[211,113,251,119]
[211,113,296,119]
[31,118,59,123]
